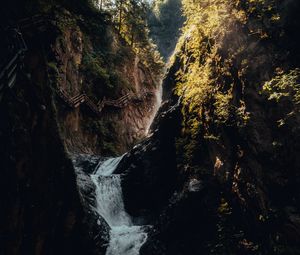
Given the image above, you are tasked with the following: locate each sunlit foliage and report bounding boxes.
[172,0,287,163]
[175,0,247,133]
[95,0,164,77]
[263,68,300,125]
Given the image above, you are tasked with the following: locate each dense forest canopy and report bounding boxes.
[147,0,185,60]
[92,0,165,75]
[1,0,165,76]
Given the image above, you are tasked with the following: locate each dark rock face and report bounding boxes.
[71,154,110,254]
[117,99,182,219]
[140,181,220,255]
[116,98,219,255]
[0,71,91,254]
[0,24,99,253]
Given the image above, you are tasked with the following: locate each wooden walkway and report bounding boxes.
[0,29,27,93]
[57,87,154,116]
[0,15,48,94]
[0,14,155,114]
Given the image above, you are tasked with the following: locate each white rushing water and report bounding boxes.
[91,156,148,255]
[145,80,163,135]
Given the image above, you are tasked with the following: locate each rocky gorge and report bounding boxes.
[1,0,300,255]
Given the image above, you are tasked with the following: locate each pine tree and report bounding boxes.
[147,0,185,60]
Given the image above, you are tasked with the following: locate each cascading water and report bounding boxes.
[145,78,163,135]
[73,66,164,254]
[91,156,149,255]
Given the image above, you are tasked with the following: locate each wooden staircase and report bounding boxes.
[0,14,50,98]
[0,13,156,115]
[57,87,154,116]
[0,29,27,94]
[18,14,49,31]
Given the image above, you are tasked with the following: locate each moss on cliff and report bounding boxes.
[160,0,300,254]
[37,4,163,155]
[172,0,300,161]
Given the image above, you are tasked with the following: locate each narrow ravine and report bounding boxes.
[72,82,163,254]
[87,81,164,253]
[90,156,149,255]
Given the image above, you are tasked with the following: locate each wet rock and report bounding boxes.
[71,154,110,254]
[141,177,219,255]
[116,99,182,218]
[188,178,204,192]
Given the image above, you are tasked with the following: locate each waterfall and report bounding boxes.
[73,52,165,254]
[91,155,149,255]
[145,79,163,135]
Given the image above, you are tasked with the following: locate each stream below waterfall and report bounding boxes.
[89,156,150,255]
[72,73,163,255]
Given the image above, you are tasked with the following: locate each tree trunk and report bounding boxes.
[118,1,123,33]
[131,24,134,46]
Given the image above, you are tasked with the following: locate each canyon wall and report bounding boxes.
[0,25,93,255]
[50,9,161,155]
[118,1,300,254]
[0,2,162,254]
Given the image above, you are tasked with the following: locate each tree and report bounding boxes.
[147,0,185,60]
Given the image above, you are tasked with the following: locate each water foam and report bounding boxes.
[91,155,149,255]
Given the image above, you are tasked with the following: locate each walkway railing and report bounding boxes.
[18,14,49,30]
[0,14,49,95]
[0,29,27,93]
[57,87,154,116]
[0,14,155,115]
